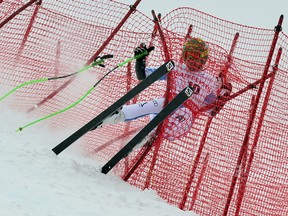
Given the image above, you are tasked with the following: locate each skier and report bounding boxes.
[90,38,232,141]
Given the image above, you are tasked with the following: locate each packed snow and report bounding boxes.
[0,106,197,216]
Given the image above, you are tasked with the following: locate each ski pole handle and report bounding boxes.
[91,59,105,67]
[91,54,114,67]
[117,47,155,68]
[147,46,155,53]
[100,54,113,60]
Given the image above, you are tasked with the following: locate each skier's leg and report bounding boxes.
[122,98,164,121]
[90,98,164,131]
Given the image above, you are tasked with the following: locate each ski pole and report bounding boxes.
[0,55,113,102]
[17,47,154,132]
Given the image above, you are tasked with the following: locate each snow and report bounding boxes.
[0,106,197,216]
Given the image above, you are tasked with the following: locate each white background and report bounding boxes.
[118,0,288,31]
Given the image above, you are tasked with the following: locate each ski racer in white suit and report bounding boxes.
[91,38,232,140]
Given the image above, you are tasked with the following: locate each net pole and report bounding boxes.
[234,47,283,216]
[0,0,39,29]
[223,15,283,216]
[15,1,41,64]
[142,10,171,189]
[122,13,161,178]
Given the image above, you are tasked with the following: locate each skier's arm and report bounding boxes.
[210,76,232,117]
[134,43,148,80]
[134,43,166,81]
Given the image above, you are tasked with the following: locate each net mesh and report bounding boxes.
[1,1,288,215]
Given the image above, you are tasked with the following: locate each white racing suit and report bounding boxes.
[119,63,223,140]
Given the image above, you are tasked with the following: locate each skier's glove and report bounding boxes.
[218,82,232,97]
[134,43,149,61]
[211,81,232,117]
[134,43,155,80]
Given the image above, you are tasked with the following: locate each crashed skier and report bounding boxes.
[91,38,232,141]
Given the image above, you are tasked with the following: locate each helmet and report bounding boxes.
[182,38,209,70]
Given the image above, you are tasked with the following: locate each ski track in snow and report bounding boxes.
[0,107,196,216]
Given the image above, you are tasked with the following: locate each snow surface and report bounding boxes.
[0,106,197,216]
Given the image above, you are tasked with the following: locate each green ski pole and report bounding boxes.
[0,55,113,102]
[17,47,154,132]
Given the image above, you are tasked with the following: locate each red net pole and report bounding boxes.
[142,10,172,189]
[123,13,161,181]
[123,62,133,174]
[123,139,154,181]
[122,9,169,186]
[26,41,61,113]
[189,153,209,210]
[0,0,39,29]
[52,40,61,90]
[222,33,239,81]
[86,0,142,65]
[223,15,283,216]
[149,12,161,48]
[235,47,283,216]
[151,10,171,62]
[179,118,212,210]
[236,94,256,205]
[186,24,193,39]
[200,70,278,114]
[14,1,41,63]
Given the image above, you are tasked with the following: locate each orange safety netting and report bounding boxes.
[1,0,288,215]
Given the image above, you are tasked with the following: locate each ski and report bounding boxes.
[52,60,175,155]
[101,85,195,174]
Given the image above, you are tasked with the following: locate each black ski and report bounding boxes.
[101,85,195,174]
[52,61,175,155]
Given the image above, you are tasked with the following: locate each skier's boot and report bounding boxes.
[90,107,125,131]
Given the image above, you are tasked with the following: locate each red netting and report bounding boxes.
[1,1,288,215]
